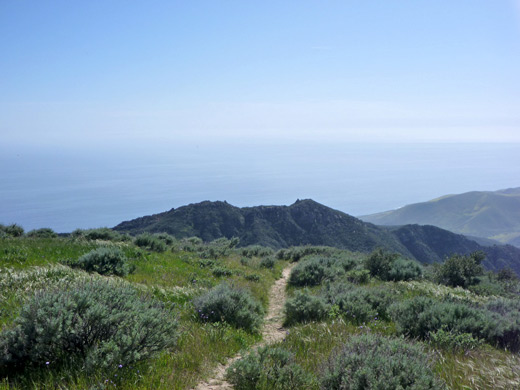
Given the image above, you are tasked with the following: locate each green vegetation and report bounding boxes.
[0,234,282,389]
[66,246,132,276]
[226,346,313,390]
[2,227,520,389]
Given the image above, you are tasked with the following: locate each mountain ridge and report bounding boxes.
[114,199,520,275]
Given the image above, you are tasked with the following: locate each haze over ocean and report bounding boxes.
[1,141,518,233]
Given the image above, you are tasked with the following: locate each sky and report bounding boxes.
[1,1,520,231]
[1,0,520,148]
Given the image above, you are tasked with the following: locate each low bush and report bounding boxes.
[245,273,261,282]
[485,298,520,352]
[154,232,176,245]
[240,245,274,258]
[0,279,178,374]
[0,224,24,238]
[67,247,131,276]
[289,257,337,287]
[387,257,423,281]
[212,266,233,277]
[83,228,122,242]
[320,334,444,390]
[193,284,264,332]
[259,256,276,269]
[323,283,396,322]
[345,268,371,284]
[226,346,313,390]
[432,251,485,288]
[284,290,329,325]
[276,246,337,262]
[428,327,483,352]
[364,249,422,281]
[134,233,167,252]
[26,228,58,239]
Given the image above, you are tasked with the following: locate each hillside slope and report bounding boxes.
[114,199,520,274]
[360,187,520,246]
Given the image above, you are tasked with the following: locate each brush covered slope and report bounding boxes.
[360,187,520,247]
[114,200,520,275]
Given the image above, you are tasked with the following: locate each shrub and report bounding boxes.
[387,258,423,281]
[193,284,264,332]
[154,232,176,245]
[289,257,337,287]
[0,224,24,238]
[363,249,397,280]
[497,267,519,282]
[428,327,483,352]
[26,228,58,239]
[241,246,274,258]
[345,268,371,284]
[389,297,489,341]
[68,247,131,276]
[259,256,276,269]
[276,246,337,262]
[0,279,178,373]
[284,290,329,325]
[432,251,485,288]
[484,298,520,352]
[134,233,167,252]
[245,273,261,282]
[226,346,313,390]
[83,228,122,241]
[212,266,233,277]
[323,283,397,322]
[320,334,444,390]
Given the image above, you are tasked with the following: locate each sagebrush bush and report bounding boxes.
[345,268,371,284]
[276,246,337,262]
[154,232,176,245]
[240,245,274,258]
[245,273,261,282]
[0,224,24,238]
[134,233,167,252]
[259,256,276,269]
[226,346,313,390]
[26,228,58,239]
[428,327,483,352]
[485,298,520,351]
[67,247,131,276]
[323,283,396,322]
[432,251,485,288]
[193,284,264,332]
[387,257,423,281]
[284,290,329,325]
[0,279,178,373]
[289,257,336,287]
[83,228,123,241]
[364,249,422,281]
[320,334,444,390]
[212,266,233,277]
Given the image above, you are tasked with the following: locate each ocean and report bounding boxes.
[1,141,518,233]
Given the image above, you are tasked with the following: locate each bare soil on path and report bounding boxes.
[193,264,295,390]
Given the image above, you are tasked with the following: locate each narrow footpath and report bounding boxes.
[193,264,295,390]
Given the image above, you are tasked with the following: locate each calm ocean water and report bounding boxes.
[1,142,519,233]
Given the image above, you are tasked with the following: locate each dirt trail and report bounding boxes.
[193,264,295,390]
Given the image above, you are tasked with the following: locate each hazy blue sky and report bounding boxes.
[2,1,520,148]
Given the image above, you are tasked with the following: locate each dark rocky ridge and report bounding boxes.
[114,199,520,275]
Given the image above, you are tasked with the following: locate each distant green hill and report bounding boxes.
[114,199,520,275]
[360,187,520,247]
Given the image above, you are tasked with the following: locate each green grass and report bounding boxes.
[0,236,282,389]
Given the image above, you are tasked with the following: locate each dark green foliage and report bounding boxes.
[26,228,58,239]
[323,283,396,323]
[345,268,371,284]
[284,290,329,325]
[226,346,313,390]
[484,298,520,352]
[432,251,485,288]
[83,228,123,241]
[259,256,276,269]
[134,233,167,252]
[276,246,337,262]
[245,273,261,282]
[241,245,274,258]
[497,267,519,282]
[389,297,488,340]
[193,284,264,332]
[389,296,520,351]
[0,224,24,238]
[320,334,444,390]
[0,280,178,373]
[154,232,176,245]
[288,257,336,287]
[212,266,233,277]
[364,249,422,281]
[67,247,131,276]
[428,328,483,352]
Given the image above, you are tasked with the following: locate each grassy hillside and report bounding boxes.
[360,187,520,246]
[113,200,520,276]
